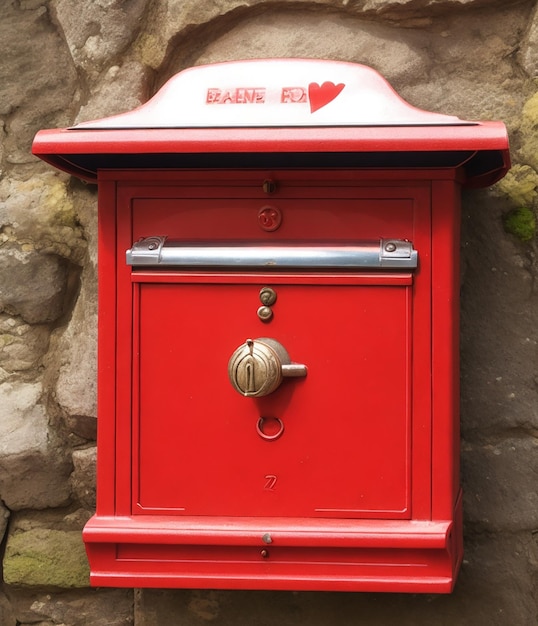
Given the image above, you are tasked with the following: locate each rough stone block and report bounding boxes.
[0,1,77,161]
[0,591,16,626]
[192,11,430,88]
[462,437,538,532]
[75,61,149,124]
[0,381,71,510]
[0,314,50,372]
[65,414,98,441]
[53,0,147,72]
[518,3,538,76]
[70,447,96,510]
[9,588,133,626]
[0,499,9,544]
[0,244,68,324]
[0,175,86,263]
[52,263,98,422]
[4,528,90,588]
[460,191,538,434]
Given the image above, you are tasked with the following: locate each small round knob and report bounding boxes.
[259,287,277,306]
[257,306,273,322]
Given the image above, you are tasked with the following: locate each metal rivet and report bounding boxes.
[259,287,277,306]
[257,306,273,322]
[384,242,397,252]
[261,549,269,558]
[262,533,273,544]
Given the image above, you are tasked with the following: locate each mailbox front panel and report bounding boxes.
[83,170,463,592]
[125,179,428,519]
[133,276,412,518]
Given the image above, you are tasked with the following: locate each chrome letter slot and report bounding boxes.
[126,237,418,270]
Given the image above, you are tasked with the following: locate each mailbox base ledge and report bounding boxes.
[83,515,462,593]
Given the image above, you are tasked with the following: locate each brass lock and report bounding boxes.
[228,338,307,397]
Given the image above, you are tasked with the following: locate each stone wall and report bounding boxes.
[1,0,537,624]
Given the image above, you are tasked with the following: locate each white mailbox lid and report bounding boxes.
[32,58,510,187]
[74,58,465,129]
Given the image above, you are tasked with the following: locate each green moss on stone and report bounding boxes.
[134,32,164,68]
[0,335,16,348]
[503,206,536,242]
[3,529,90,588]
[520,93,538,171]
[495,164,538,207]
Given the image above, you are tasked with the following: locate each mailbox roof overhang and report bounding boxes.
[32,59,510,188]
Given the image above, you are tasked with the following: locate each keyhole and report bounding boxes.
[245,357,256,394]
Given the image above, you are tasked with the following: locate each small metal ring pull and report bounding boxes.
[256,417,284,441]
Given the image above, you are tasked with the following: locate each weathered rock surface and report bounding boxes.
[0,174,86,262]
[3,510,92,590]
[70,447,97,510]
[0,315,49,371]
[9,588,134,626]
[0,381,71,510]
[460,189,538,435]
[52,0,147,74]
[0,501,9,545]
[4,528,90,588]
[0,590,16,626]
[462,437,538,531]
[0,244,68,324]
[0,2,78,167]
[52,266,98,423]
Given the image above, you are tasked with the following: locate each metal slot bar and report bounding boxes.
[126,237,418,270]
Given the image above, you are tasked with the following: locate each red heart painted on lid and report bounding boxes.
[308,81,345,113]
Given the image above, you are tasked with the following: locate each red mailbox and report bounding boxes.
[33,59,509,593]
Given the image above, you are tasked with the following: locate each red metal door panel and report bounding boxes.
[133,277,411,519]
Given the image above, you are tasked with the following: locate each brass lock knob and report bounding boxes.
[228,338,307,397]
